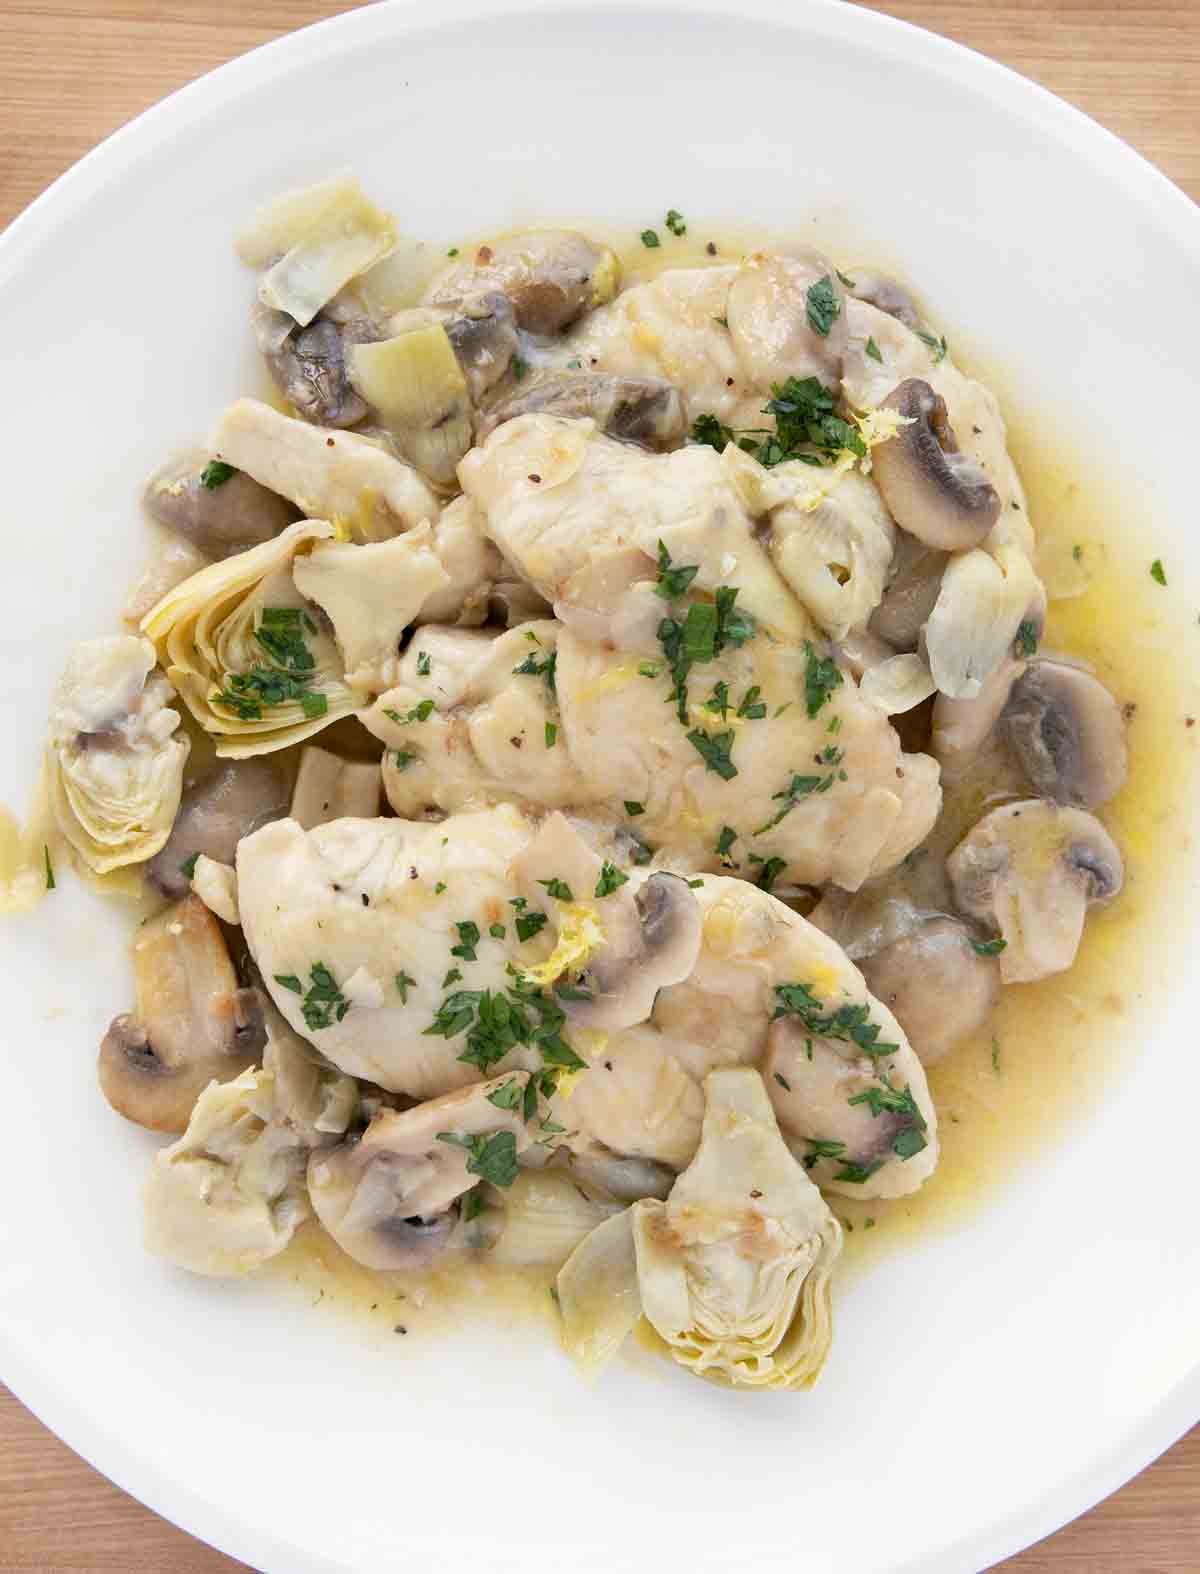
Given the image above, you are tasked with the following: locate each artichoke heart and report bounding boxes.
[141,520,358,757]
[47,635,189,874]
[348,323,474,488]
[632,1068,842,1390]
[250,175,397,327]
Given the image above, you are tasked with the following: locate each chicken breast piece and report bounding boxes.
[365,618,940,893]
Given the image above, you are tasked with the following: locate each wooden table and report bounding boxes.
[1,2,1197,1568]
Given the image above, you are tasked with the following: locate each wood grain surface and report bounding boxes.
[1,2,1197,1570]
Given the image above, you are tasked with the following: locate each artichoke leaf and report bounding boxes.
[250,175,397,327]
[347,323,473,487]
[631,1068,842,1391]
[142,520,359,757]
[556,1206,644,1379]
[47,635,189,873]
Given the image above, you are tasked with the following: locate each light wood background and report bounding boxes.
[1,1,1197,1569]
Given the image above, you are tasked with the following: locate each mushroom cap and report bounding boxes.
[146,758,288,898]
[1001,659,1128,808]
[440,290,520,400]
[858,916,1001,1066]
[869,536,948,651]
[946,799,1123,982]
[144,455,298,558]
[566,872,704,1034]
[256,309,376,430]
[477,372,687,453]
[425,231,620,336]
[98,894,265,1132]
[870,379,1001,551]
[848,271,921,329]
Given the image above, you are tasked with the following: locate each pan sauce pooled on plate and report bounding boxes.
[26,176,1132,1390]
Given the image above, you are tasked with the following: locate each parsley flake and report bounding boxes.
[436,1129,519,1188]
[806,275,841,337]
[296,962,350,1032]
[653,539,699,600]
[665,209,687,237]
[970,937,1007,957]
[200,460,236,490]
[686,728,737,779]
[804,641,843,717]
[624,800,645,818]
[594,861,629,898]
[640,228,661,249]
[865,336,883,363]
[1151,559,1167,586]
[451,920,481,962]
[416,650,432,676]
[395,970,416,1004]
[539,877,574,902]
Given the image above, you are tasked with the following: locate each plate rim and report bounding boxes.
[2,1,1197,1569]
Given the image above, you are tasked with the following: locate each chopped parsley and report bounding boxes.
[443,967,463,987]
[539,877,574,902]
[916,329,948,363]
[774,1071,791,1091]
[594,861,628,898]
[773,982,899,1060]
[514,907,548,943]
[756,856,787,892]
[1151,559,1167,586]
[640,228,661,249]
[545,721,557,748]
[833,1158,884,1185]
[286,962,350,1032]
[687,727,737,779]
[451,920,481,962]
[715,825,738,863]
[511,354,528,382]
[802,1137,847,1171]
[737,685,766,719]
[704,680,731,719]
[434,880,447,894]
[805,276,841,337]
[447,246,459,257]
[395,970,416,1004]
[970,937,1007,957]
[847,1079,928,1160]
[753,766,837,834]
[992,1035,1002,1074]
[436,1129,519,1188]
[487,1079,525,1112]
[865,336,883,363]
[658,587,755,726]
[624,800,645,818]
[804,641,843,717]
[391,749,418,771]
[665,208,687,237]
[253,606,316,674]
[217,666,326,721]
[43,845,55,890]
[416,650,432,676]
[654,539,700,601]
[489,922,506,939]
[1013,620,1039,658]
[383,699,434,725]
[425,979,587,1080]
[512,648,557,693]
[180,852,200,880]
[690,375,863,469]
[199,460,236,490]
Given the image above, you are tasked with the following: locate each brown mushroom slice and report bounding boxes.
[848,271,921,329]
[869,535,948,651]
[1001,660,1128,809]
[477,372,687,452]
[307,1072,536,1270]
[289,745,381,829]
[254,305,379,429]
[512,813,703,1034]
[727,250,849,387]
[425,231,621,336]
[946,800,1123,982]
[871,379,1001,550]
[146,760,288,898]
[439,291,520,399]
[98,894,266,1132]
[930,653,1023,780]
[858,917,1001,1067]
[144,455,298,558]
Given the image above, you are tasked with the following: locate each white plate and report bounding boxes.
[2,2,1198,1570]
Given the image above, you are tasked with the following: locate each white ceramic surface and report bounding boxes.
[2,2,1199,1570]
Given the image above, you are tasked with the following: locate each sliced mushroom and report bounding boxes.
[425,231,620,336]
[567,874,703,1034]
[289,745,381,829]
[848,271,921,329]
[144,455,298,558]
[870,379,1001,550]
[946,800,1123,982]
[254,305,380,428]
[858,917,1001,1066]
[1001,660,1128,808]
[477,372,687,452]
[98,895,266,1132]
[869,534,948,651]
[564,1148,675,1203]
[439,291,520,399]
[307,1072,535,1270]
[727,250,849,387]
[931,653,1023,780]
[147,760,288,898]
